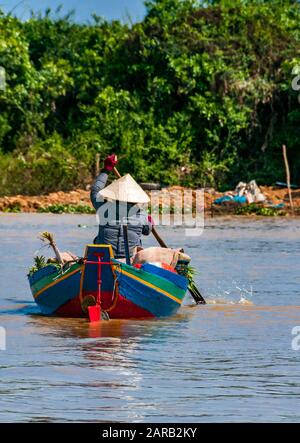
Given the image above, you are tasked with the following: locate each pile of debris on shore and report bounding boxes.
[211,181,299,215]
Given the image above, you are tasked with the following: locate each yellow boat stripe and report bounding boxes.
[33,256,181,305]
[34,267,82,299]
[120,269,182,305]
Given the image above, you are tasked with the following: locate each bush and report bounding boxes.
[37,203,94,214]
[0,135,92,195]
[0,1,300,194]
[235,203,285,216]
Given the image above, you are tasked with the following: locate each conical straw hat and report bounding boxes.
[99,174,150,204]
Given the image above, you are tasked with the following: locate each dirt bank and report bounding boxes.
[0,186,299,215]
[0,189,92,213]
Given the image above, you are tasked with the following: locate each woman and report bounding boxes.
[90,154,153,259]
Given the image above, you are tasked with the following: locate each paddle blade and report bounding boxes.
[188,282,206,305]
[88,305,101,322]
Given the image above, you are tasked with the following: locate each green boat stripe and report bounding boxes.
[31,263,81,295]
[31,261,186,303]
[115,263,186,300]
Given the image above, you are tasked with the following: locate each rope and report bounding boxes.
[105,263,121,312]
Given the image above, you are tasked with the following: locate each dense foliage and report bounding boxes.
[0,0,299,195]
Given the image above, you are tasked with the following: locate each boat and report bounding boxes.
[28,244,189,320]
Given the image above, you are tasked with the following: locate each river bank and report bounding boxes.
[0,185,299,216]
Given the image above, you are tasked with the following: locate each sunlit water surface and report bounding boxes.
[0,214,299,422]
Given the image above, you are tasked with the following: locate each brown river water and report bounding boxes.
[0,214,299,422]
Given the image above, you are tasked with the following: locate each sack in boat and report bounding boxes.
[132,247,190,269]
[48,251,78,265]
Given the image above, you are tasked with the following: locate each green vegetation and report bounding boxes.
[235,203,285,216]
[37,203,94,214]
[2,202,22,212]
[0,0,299,195]
[28,255,49,275]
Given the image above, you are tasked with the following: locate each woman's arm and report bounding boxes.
[90,155,118,210]
[90,171,109,210]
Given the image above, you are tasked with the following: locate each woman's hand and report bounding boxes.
[147,215,155,226]
[104,154,118,171]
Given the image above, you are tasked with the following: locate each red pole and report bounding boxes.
[87,252,106,322]
[96,254,102,307]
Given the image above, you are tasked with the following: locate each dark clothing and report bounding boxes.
[90,170,152,258]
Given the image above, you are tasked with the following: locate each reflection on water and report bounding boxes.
[0,214,300,422]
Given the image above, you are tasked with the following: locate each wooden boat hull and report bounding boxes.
[29,245,188,319]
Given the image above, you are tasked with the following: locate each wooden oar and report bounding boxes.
[122,224,131,265]
[113,167,206,304]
